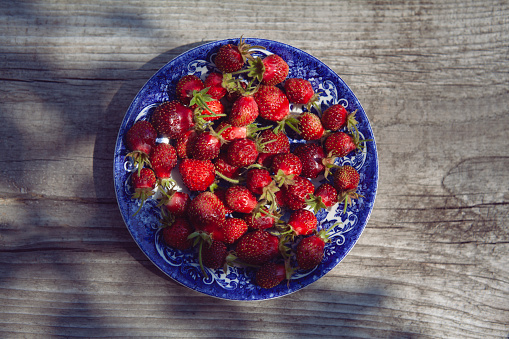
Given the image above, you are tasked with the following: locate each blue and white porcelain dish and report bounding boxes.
[113,38,378,300]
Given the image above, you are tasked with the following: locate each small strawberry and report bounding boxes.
[131,167,156,215]
[296,229,330,270]
[215,121,247,142]
[307,183,338,213]
[324,131,361,158]
[260,54,289,85]
[178,158,216,191]
[149,142,178,187]
[235,230,280,265]
[284,78,320,109]
[333,165,360,192]
[204,72,227,100]
[201,239,228,269]
[254,85,290,122]
[229,95,259,127]
[175,129,198,159]
[242,54,289,86]
[257,129,290,155]
[189,89,226,131]
[215,37,259,73]
[161,191,190,216]
[176,74,205,106]
[299,112,325,141]
[125,120,157,174]
[244,207,276,230]
[293,143,325,179]
[190,130,222,160]
[271,153,302,177]
[287,208,317,236]
[225,185,257,214]
[282,175,315,210]
[333,165,363,213]
[256,262,287,289]
[226,138,259,168]
[221,217,248,245]
[162,217,193,251]
[151,101,194,139]
[245,168,272,195]
[214,152,241,181]
[211,186,234,214]
[187,191,226,233]
[321,104,358,132]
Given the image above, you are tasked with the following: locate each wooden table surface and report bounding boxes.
[1,0,508,338]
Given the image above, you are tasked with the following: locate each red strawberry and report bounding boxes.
[225,185,257,214]
[296,231,329,270]
[245,168,272,195]
[284,78,318,106]
[192,95,226,126]
[256,262,286,289]
[175,129,198,159]
[260,54,289,86]
[215,38,257,73]
[235,230,280,265]
[201,239,228,269]
[229,95,259,127]
[324,131,361,158]
[282,175,315,210]
[125,120,157,174]
[271,153,302,177]
[176,74,204,106]
[333,165,362,213]
[257,129,290,155]
[226,138,259,168]
[321,104,358,132]
[204,72,227,100]
[149,143,177,186]
[178,158,216,191]
[221,218,248,244]
[151,101,194,139]
[333,165,360,192]
[190,130,222,160]
[214,152,241,180]
[161,191,190,216]
[256,130,290,168]
[131,167,156,215]
[254,85,290,122]
[307,183,338,213]
[293,143,325,179]
[299,112,325,141]
[212,186,234,214]
[287,208,317,236]
[244,54,289,86]
[125,120,157,155]
[215,121,247,142]
[187,191,226,234]
[162,217,193,251]
[244,208,275,230]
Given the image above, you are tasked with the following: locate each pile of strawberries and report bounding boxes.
[124,38,368,289]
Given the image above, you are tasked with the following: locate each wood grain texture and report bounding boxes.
[1,0,508,337]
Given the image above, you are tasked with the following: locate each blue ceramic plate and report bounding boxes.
[114,38,378,300]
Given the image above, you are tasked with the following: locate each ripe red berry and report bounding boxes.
[162,217,193,251]
[287,208,318,236]
[178,158,216,192]
[226,138,259,168]
[256,262,286,289]
[235,230,280,266]
[225,185,257,214]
